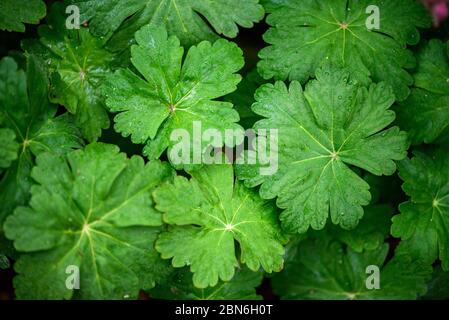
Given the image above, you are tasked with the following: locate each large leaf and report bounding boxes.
[423,267,449,300]
[362,172,403,205]
[0,55,83,233]
[236,66,408,233]
[103,25,244,167]
[0,0,46,32]
[392,148,449,271]
[258,0,431,101]
[4,143,174,299]
[153,164,286,288]
[272,236,432,300]
[0,253,9,269]
[396,40,449,144]
[150,267,263,300]
[283,202,392,264]
[24,3,120,142]
[72,0,264,48]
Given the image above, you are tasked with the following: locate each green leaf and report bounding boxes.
[392,148,449,271]
[272,236,432,300]
[72,0,264,48]
[0,0,46,32]
[103,25,244,167]
[236,66,408,233]
[0,55,83,233]
[258,0,430,101]
[396,40,449,144]
[4,143,174,299]
[150,267,263,300]
[153,164,286,288]
[0,233,16,265]
[324,204,393,253]
[422,266,449,300]
[24,3,120,142]
[0,128,19,172]
[0,254,9,269]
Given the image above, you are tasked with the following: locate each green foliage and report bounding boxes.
[274,202,431,299]
[259,0,430,101]
[24,3,122,142]
[0,55,83,235]
[0,254,9,269]
[151,267,263,300]
[237,66,408,233]
[273,236,432,300]
[4,143,174,299]
[423,266,449,300]
[396,40,449,144]
[72,0,264,48]
[0,0,447,301]
[392,148,449,271]
[0,0,46,32]
[103,25,244,167]
[154,164,286,288]
[0,128,19,173]
[224,69,265,128]
[320,204,393,253]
